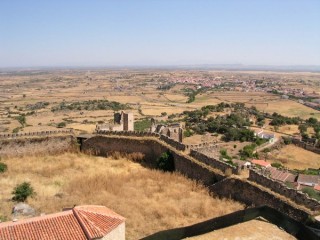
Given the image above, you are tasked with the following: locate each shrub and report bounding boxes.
[220,149,231,160]
[0,215,7,222]
[184,129,193,137]
[271,162,283,169]
[57,122,66,128]
[302,188,320,201]
[283,137,292,145]
[156,151,175,172]
[12,127,21,133]
[134,119,151,131]
[15,115,26,127]
[0,162,7,173]
[12,182,36,202]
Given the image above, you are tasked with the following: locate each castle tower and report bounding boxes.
[123,112,134,131]
[114,112,122,125]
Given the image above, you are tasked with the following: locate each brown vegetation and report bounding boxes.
[268,145,320,170]
[0,153,244,239]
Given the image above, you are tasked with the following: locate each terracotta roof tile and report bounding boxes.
[73,205,125,239]
[0,205,125,240]
[251,159,271,168]
[0,211,86,240]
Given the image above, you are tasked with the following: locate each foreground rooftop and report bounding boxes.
[0,205,125,240]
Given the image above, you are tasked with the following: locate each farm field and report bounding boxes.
[268,145,320,170]
[255,100,320,120]
[0,69,319,135]
[0,153,244,240]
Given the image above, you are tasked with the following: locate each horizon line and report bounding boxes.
[1,64,320,73]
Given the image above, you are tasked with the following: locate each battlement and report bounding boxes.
[0,129,74,139]
[249,169,320,211]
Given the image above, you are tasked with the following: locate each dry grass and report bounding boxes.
[255,100,320,120]
[268,145,320,170]
[0,153,244,240]
[184,219,296,240]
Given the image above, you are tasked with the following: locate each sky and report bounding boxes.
[0,0,320,68]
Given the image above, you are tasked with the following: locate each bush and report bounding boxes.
[156,151,175,172]
[15,115,26,127]
[302,188,320,201]
[220,149,231,160]
[134,119,151,131]
[271,162,283,169]
[12,182,36,202]
[184,129,193,137]
[0,162,7,173]
[12,127,21,133]
[283,137,292,145]
[57,122,66,128]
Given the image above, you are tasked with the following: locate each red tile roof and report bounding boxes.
[268,167,296,183]
[314,185,320,191]
[0,205,125,240]
[251,159,271,168]
[73,205,125,239]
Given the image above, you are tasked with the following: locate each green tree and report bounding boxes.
[156,151,175,172]
[57,122,66,128]
[12,182,36,202]
[0,162,7,173]
[307,117,318,125]
[15,115,26,127]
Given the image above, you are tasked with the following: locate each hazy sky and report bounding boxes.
[1,0,320,67]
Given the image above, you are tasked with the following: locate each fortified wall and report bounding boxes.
[291,138,320,154]
[0,132,76,158]
[0,130,74,139]
[190,149,238,175]
[0,130,316,223]
[82,135,224,185]
[82,133,315,222]
[96,130,186,151]
[209,177,311,223]
[249,169,320,211]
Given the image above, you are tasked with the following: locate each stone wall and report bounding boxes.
[96,130,186,151]
[190,150,238,175]
[82,135,313,222]
[0,135,76,158]
[249,170,320,211]
[209,177,311,222]
[172,151,224,185]
[82,135,224,185]
[291,138,320,154]
[82,135,166,164]
[0,130,74,139]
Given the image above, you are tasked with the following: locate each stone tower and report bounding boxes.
[123,112,134,131]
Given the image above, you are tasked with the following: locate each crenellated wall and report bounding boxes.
[249,169,320,211]
[209,177,311,222]
[96,130,187,151]
[291,138,320,154]
[0,135,76,158]
[82,134,316,222]
[190,149,239,175]
[2,129,315,223]
[0,130,74,139]
[82,135,224,185]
